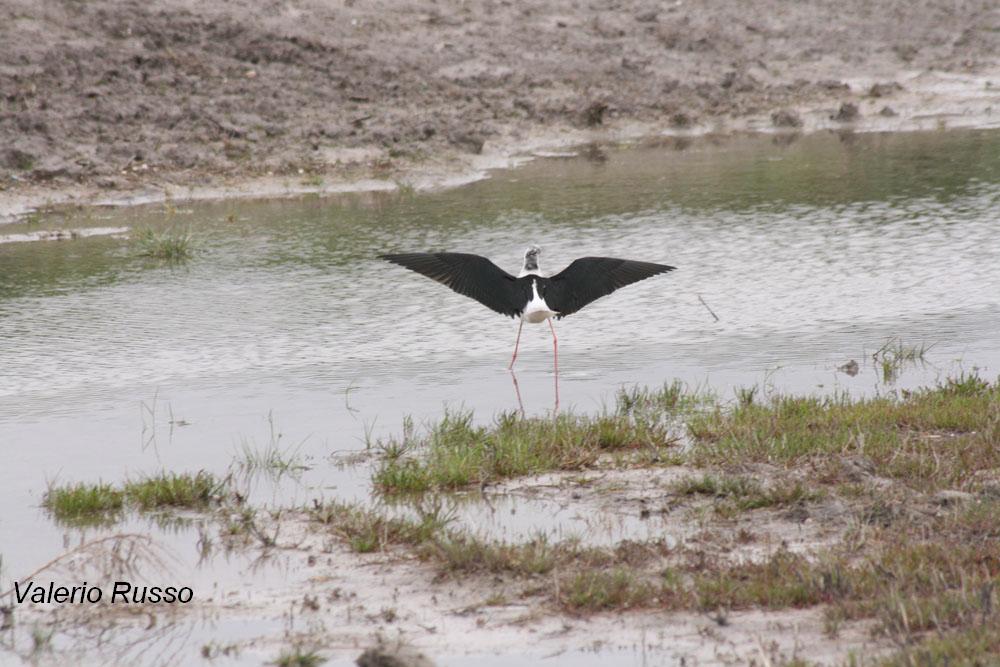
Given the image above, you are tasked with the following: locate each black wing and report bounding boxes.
[546,257,675,318]
[379,252,523,318]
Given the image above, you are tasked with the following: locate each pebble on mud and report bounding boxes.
[869,81,903,97]
[669,111,694,127]
[831,102,860,122]
[839,455,877,482]
[1,148,37,172]
[932,490,976,507]
[582,101,609,127]
[720,70,760,92]
[357,639,437,667]
[980,482,1000,500]
[771,109,803,128]
[448,132,485,154]
[817,80,851,92]
[580,143,609,163]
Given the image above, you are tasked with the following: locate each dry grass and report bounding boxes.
[308,494,999,665]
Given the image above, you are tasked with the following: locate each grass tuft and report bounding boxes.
[236,441,307,477]
[133,226,194,260]
[694,549,835,611]
[871,337,932,383]
[42,482,125,526]
[432,533,561,576]
[672,474,821,515]
[123,471,219,511]
[687,374,1000,491]
[562,568,666,611]
[234,412,309,479]
[373,381,705,493]
[309,500,450,553]
[273,647,326,667]
[43,472,221,526]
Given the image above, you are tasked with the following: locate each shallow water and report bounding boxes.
[2,129,1000,664]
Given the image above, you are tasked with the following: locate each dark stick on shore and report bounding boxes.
[698,294,720,322]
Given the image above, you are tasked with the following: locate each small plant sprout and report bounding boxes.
[872,337,934,383]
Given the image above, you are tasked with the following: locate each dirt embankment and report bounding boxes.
[1,0,998,212]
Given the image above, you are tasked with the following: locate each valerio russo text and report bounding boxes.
[13,581,194,605]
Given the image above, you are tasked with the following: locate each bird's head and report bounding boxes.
[522,245,541,272]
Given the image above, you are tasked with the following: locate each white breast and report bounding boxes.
[522,280,558,323]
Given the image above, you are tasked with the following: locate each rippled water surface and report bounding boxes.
[2,129,1000,664]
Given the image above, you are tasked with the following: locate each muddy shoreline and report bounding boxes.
[2,0,998,220]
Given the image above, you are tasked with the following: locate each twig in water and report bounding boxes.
[344,380,360,416]
[697,294,720,322]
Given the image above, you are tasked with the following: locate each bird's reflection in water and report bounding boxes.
[509,368,560,416]
[509,368,525,416]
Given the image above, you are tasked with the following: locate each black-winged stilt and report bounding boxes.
[379,246,676,372]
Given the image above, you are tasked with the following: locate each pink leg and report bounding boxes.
[548,318,559,412]
[508,319,524,370]
[547,318,559,373]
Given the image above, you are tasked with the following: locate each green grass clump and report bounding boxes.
[273,647,326,667]
[373,383,702,493]
[235,412,309,478]
[431,534,564,576]
[123,471,219,511]
[615,380,714,416]
[309,500,447,553]
[872,337,932,383]
[43,472,221,526]
[561,568,669,611]
[687,374,1000,490]
[672,474,820,514]
[133,226,194,260]
[879,624,1000,666]
[372,410,637,493]
[42,482,125,526]
[308,500,672,610]
[371,374,998,494]
[821,501,1000,662]
[236,442,307,478]
[694,549,839,611]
